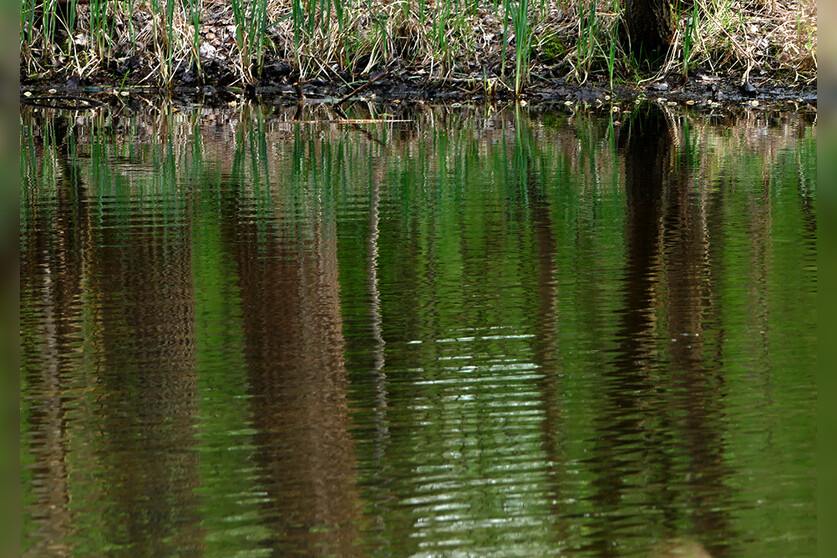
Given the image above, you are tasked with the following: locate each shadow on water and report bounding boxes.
[20,103,816,557]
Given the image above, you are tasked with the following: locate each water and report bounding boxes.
[20,102,816,557]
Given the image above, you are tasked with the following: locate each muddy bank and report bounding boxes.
[21,0,816,116]
[20,68,817,116]
[20,48,817,113]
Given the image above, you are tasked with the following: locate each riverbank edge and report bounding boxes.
[20,71,817,115]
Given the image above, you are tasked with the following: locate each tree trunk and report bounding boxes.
[623,0,678,60]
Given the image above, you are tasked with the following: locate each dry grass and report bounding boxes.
[19,0,817,88]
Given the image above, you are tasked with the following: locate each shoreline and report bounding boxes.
[20,71,817,114]
[21,0,816,112]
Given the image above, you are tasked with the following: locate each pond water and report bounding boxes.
[20,102,816,557]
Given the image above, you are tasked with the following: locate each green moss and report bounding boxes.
[535,34,567,64]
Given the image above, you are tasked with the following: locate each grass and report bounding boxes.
[505,0,532,96]
[19,0,817,92]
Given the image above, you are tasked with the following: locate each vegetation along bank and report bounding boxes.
[20,0,817,106]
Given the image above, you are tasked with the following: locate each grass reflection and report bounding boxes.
[20,102,816,557]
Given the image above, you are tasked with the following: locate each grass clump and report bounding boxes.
[20,0,817,92]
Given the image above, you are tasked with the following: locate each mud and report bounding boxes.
[20,60,816,114]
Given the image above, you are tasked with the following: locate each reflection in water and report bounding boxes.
[21,115,204,556]
[225,168,363,554]
[20,117,85,557]
[586,104,734,556]
[88,194,203,556]
[20,103,816,557]
[596,104,672,543]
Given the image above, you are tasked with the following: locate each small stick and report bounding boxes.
[21,95,106,109]
[293,80,305,103]
[335,70,387,108]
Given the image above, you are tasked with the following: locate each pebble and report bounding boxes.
[48,88,57,94]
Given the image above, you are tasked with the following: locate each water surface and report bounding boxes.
[20,102,816,557]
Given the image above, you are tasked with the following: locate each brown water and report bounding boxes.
[20,102,816,557]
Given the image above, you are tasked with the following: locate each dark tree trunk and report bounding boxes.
[623,0,678,60]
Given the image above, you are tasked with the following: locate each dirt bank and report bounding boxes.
[21,0,816,112]
[20,64,816,115]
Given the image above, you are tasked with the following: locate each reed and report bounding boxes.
[230,0,270,83]
[505,0,532,97]
[187,0,202,76]
[19,0,817,90]
[680,3,697,78]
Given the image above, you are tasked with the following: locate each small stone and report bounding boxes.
[48,88,57,94]
[23,91,32,97]
[199,42,217,59]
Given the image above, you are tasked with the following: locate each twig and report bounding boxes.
[335,70,388,108]
[21,95,106,109]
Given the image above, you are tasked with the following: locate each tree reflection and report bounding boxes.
[587,103,734,555]
[87,174,203,554]
[21,112,205,556]
[224,165,363,555]
[20,115,87,556]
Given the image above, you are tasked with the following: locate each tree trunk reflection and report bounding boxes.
[227,178,363,556]
[588,104,734,555]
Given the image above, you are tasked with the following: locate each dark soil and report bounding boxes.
[20,57,817,114]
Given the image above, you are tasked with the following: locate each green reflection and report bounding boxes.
[20,103,816,557]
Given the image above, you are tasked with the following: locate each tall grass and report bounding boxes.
[504,0,532,97]
[231,0,269,83]
[19,0,817,90]
[187,0,202,76]
[569,0,623,86]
